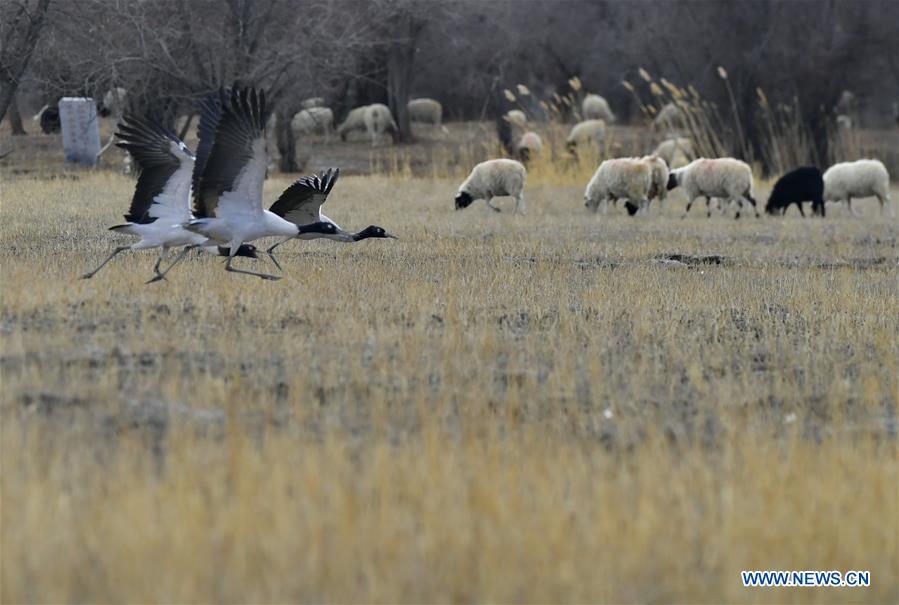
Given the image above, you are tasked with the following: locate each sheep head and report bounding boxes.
[455,191,474,210]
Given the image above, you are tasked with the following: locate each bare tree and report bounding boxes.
[26,0,368,171]
[7,93,26,134]
[380,1,427,143]
[0,0,52,124]
[16,0,898,173]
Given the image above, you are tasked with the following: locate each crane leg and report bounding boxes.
[146,245,197,284]
[265,237,293,272]
[150,247,169,281]
[81,245,131,279]
[226,254,281,281]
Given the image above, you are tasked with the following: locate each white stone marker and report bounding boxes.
[58,97,101,166]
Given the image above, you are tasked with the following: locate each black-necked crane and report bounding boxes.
[265,167,397,270]
[177,85,391,280]
[80,114,257,282]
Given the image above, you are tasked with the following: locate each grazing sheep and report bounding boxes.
[408,98,443,125]
[667,158,759,219]
[823,159,893,216]
[455,159,527,214]
[505,109,527,127]
[642,155,670,204]
[301,97,326,110]
[337,104,398,145]
[291,107,334,140]
[584,158,654,215]
[654,102,687,133]
[566,119,606,155]
[100,87,127,117]
[32,104,61,133]
[582,93,615,123]
[516,131,543,162]
[363,103,398,145]
[765,166,825,217]
[652,137,694,168]
[337,106,367,140]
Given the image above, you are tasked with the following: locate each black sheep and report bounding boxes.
[765,166,825,217]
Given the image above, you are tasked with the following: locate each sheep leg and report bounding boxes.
[485,197,501,213]
[875,193,894,217]
[604,196,617,215]
[796,201,806,217]
[514,194,527,215]
[847,196,860,218]
[812,198,825,217]
[682,197,697,219]
[706,196,714,218]
[638,197,650,216]
[745,192,760,217]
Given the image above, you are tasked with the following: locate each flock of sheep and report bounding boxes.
[451,91,893,219]
[30,86,897,220]
[281,97,445,146]
[455,154,893,219]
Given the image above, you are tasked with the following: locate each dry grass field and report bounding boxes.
[1,133,898,603]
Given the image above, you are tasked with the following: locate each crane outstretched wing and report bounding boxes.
[191,92,221,215]
[116,115,194,224]
[269,167,340,226]
[193,85,270,219]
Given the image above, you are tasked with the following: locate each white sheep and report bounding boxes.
[582,93,615,123]
[653,102,687,134]
[455,159,527,214]
[337,104,398,145]
[516,131,543,162]
[584,158,653,215]
[301,97,326,110]
[823,159,893,216]
[642,155,669,203]
[102,87,127,117]
[504,110,527,128]
[566,119,606,154]
[337,106,367,140]
[652,137,694,168]
[363,104,398,146]
[408,98,442,125]
[667,157,759,219]
[291,107,334,141]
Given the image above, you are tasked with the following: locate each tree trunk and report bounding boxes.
[0,0,53,123]
[810,108,829,168]
[0,78,17,127]
[8,93,26,135]
[386,11,421,144]
[276,109,300,173]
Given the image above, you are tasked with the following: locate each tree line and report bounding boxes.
[2,0,897,171]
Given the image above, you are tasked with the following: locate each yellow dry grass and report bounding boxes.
[1,169,898,603]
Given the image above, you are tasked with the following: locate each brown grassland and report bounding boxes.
[1,126,898,603]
